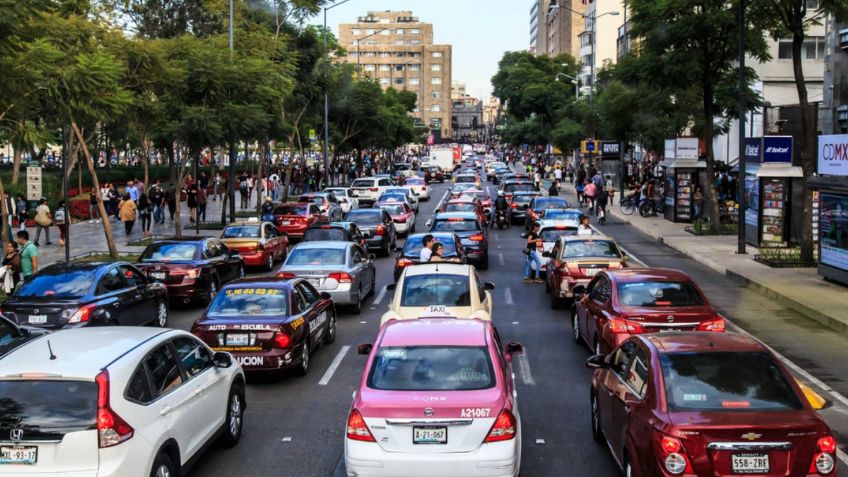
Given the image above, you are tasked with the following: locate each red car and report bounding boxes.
[274,202,323,238]
[439,197,488,227]
[573,269,725,356]
[545,236,627,308]
[220,220,289,270]
[375,200,416,235]
[460,189,493,215]
[298,192,343,222]
[425,166,445,183]
[587,332,838,477]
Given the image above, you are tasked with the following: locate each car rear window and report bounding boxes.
[512,194,536,206]
[563,240,622,258]
[0,380,97,434]
[544,210,582,222]
[274,204,307,216]
[617,281,703,307]
[222,225,260,238]
[286,248,346,265]
[403,236,457,257]
[208,287,288,316]
[140,243,198,262]
[444,203,476,213]
[540,227,578,242]
[401,274,471,307]
[406,178,424,185]
[352,179,375,188]
[16,270,95,298]
[299,196,324,205]
[432,219,480,233]
[379,204,405,215]
[304,228,346,242]
[455,176,477,183]
[378,194,406,203]
[367,346,494,391]
[451,184,477,194]
[347,210,382,226]
[534,198,569,210]
[660,352,802,411]
[504,183,535,194]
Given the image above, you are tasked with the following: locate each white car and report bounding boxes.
[383,186,419,212]
[324,187,359,214]
[0,327,245,476]
[485,161,507,179]
[380,263,494,326]
[403,177,431,201]
[351,177,394,207]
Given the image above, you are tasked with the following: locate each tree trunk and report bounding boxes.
[11,150,21,185]
[792,28,816,262]
[142,140,150,189]
[71,121,118,259]
[0,174,9,253]
[173,150,192,238]
[168,146,176,184]
[702,80,721,233]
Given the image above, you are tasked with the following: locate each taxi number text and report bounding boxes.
[459,408,491,418]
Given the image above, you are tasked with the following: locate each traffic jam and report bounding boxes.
[0,146,844,477]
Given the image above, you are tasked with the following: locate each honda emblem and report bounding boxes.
[10,429,23,441]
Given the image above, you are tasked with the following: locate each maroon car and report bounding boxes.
[573,269,725,356]
[191,278,335,375]
[274,202,323,238]
[136,237,245,304]
[587,332,837,477]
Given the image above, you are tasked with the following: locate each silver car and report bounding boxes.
[276,241,376,314]
[324,187,359,214]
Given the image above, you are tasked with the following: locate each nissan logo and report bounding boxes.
[10,429,23,441]
[424,408,434,417]
[667,315,675,323]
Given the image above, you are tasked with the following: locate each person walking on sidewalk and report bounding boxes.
[166,184,177,221]
[185,175,198,223]
[213,172,223,201]
[119,193,137,241]
[150,180,165,224]
[197,185,207,222]
[54,201,68,247]
[2,241,22,294]
[138,192,152,237]
[88,189,99,223]
[108,184,120,220]
[17,231,37,279]
[33,198,52,246]
[15,194,27,232]
[693,186,704,221]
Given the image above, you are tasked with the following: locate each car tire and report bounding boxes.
[237,264,245,278]
[351,286,363,315]
[572,311,581,343]
[207,278,220,304]
[591,392,604,444]
[479,255,489,271]
[295,341,309,377]
[323,310,337,345]
[155,301,168,327]
[219,383,245,448]
[265,253,275,271]
[149,450,178,477]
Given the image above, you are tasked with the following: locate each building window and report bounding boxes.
[363,51,376,57]
[431,104,442,112]
[394,40,405,45]
[431,64,442,72]
[409,64,421,72]
[432,91,442,99]
[779,37,825,59]
[379,64,390,71]
[396,28,404,35]
[409,77,420,85]
[379,77,390,85]
[411,28,420,35]
[409,40,421,45]
[431,77,442,85]
[379,52,391,58]
[349,52,358,58]
[351,29,361,35]
[395,78,405,85]
[432,51,443,58]
[365,40,377,46]
[365,29,375,35]
[363,64,376,71]
[396,52,406,57]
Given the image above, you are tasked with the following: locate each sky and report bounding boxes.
[321,0,529,101]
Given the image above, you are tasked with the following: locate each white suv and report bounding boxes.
[0,327,246,476]
[350,177,393,206]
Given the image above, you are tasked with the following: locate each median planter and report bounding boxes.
[754,248,817,268]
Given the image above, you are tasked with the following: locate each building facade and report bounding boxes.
[450,82,483,141]
[545,0,586,59]
[577,0,625,92]
[339,11,453,139]
[530,0,547,54]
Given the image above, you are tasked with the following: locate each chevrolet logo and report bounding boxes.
[424,408,434,417]
[741,433,762,441]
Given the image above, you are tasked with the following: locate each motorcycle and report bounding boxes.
[495,209,510,229]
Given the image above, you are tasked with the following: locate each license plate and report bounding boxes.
[150,272,166,280]
[582,268,601,277]
[307,278,321,287]
[413,426,447,445]
[282,221,291,226]
[226,333,249,346]
[658,328,682,333]
[731,453,769,474]
[0,445,37,465]
[28,315,47,324]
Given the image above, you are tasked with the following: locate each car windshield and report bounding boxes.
[380,204,405,215]
[617,281,703,307]
[403,236,457,257]
[286,248,346,265]
[367,346,495,391]
[0,381,97,432]
[660,352,802,411]
[15,269,95,298]
[563,240,622,258]
[140,243,198,262]
[352,179,375,188]
[540,227,578,242]
[534,198,569,210]
[456,176,477,183]
[432,219,480,233]
[326,189,347,197]
[304,228,346,241]
[513,194,537,206]
[299,196,324,205]
[347,211,382,226]
[444,203,477,213]
[222,225,260,238]
[275,204,307,216]
[400,274,471,307]
[207,287,288,316]
[504,183,535,194]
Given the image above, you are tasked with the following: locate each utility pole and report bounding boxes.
[737,0,747,254]
[61,124,69,261]
[228,0,236,224]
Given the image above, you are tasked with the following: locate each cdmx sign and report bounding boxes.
[818,134,848,176]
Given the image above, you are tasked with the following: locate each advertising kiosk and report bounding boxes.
[742,136,801,247]
[810,134,848,285]
[661,138,706,223]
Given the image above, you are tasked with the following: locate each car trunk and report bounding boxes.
[619,305,716,331]
[3,299,81,329]
[668,410,822,476]
[564,259,620,279]
[221,238,262,255]
[358,388,504,453]
[276,214,308,228]
[281,266,345,290]
[136,261,196,285]
[194,318,281,350]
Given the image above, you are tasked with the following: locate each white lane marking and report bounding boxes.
[498,253,505,267]
[505,287,514,305]
[359,321,367,324]
[494,232,501,240]
[373,285,388,305]
[839,449,848,466]
[512,321,519,325]
[318,345,351,386]
[517,353,536,385]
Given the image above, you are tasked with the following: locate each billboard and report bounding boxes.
[818,134,848,175]
[675,137,699,159]
[820,193,848,271]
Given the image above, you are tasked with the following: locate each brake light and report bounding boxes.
[608,319,644,334]
[95,370,134,448]
[369,187,378,192]
[810,435,837,474]
[376,225,385,236]
[346,409,375,442]
[328,272,352,283]
[510,203,517,209]
[276,272,296,279]
[484,409,517,442]
[818,436,837,453]
[697,317,726,332]
[469,234,485,241]
[397,258,413,267]
[273,332,291,348]
[67,304,95,324]
[186,268,200,279]
[654,433,693,475]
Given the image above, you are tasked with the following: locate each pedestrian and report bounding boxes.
[693,186,704,220]
[108,183,120,220]
[596,188,608,225]
[239,173,249,209]
[584,180,597,215]
[261,197,275,222]
[127,180,139,203]
[166,184,177,220]
[213,172,222,201]
[138,191,152,237]
[134,177,145,199]
[576,180,585,206]
[88,189,99,223]
[523,223,543,283]
[1,241,21,294]
[16,230,37,279]
[54,200,67,247]
[100,183,111,218]
[149,180,165,224]
[15,194,27,232]
[554,165,562,187]
[420,234,434,262]
[119,193,137,239]
[577,215,593,235]
[604,175,615,202]
[197,184,207,222]
[185,175,198,223]
[33,197,52,246]
[548,181,559,197]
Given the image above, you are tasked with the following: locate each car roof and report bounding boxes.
[642,332,768,354]
[375,201,407,208]
[537,220,578,229]
[291,240,351,250]
[434,212,478,220]
[402,262,471,276]
[606,268,693,283]
[0,327,177,379]
[42,262,113,273]
[560,235,615,243]
[277,201,310,207]
[513,191,540,196]
[151,236,212,243]
[348,208,384,215]
[405,232,457,241]
[380,318,489,347]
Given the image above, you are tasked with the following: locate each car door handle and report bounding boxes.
[134,294,142,300]
[194,385,203,396]
[624,405,633,415]
[160,405,172,416]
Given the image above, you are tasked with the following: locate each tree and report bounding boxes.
[629,0,769,232]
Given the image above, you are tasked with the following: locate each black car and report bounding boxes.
[392,232,466,282]
[428,212,489,270]
[303,221,367,248]
[0,314,48,358]
[135,237,245,304]
[345,208,397,256]
[2,262,169,330]
[509,191,541,224]
[524,196,570,231]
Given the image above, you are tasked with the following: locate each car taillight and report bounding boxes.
[276,272,296,279]
[369,187,378,192]
[186,268,200,279]
[397,258,413,267]
[376,225,385,236]
[469,234,485,241]
[95,370,134,448]
[809,436,837,475]
[273,332,291,348]
[609,319,644,334]
[510,203,517,209]
[697,317,726,332]
[346,409,375,442]
[484,409,517,443]
[328,272,352,283]
[67,304,95,324]
[654,433,693,475]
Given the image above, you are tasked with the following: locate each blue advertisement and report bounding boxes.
[744,138,761,163]
[762,136,793,163]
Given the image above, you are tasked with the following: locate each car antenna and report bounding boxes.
[47,340,57,360]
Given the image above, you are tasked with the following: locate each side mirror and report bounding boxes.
[319,291,332,300]
[506,341,524,356]
[18,327,31,337]
[357,343,373,355]
[483,282,495,291]
[213,351,234,368]
[425,219,432,228]
[572,285,586,296]
[586,354,608,369]
[386,283,397,290]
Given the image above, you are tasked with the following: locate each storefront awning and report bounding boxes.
[744,163,804,178]
[659,159,707,169]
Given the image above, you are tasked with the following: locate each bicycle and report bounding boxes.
[620,196,638,215]
[638,198,663,217]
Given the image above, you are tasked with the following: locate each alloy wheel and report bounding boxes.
[228,393,243,438]
[157,302,168,327]
[155,465,171,477]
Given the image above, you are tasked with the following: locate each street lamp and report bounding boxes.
[555,72,579,100]
[323,0,355,188]
[355,27,390,78]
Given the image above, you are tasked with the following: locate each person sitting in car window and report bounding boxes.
[420,234,434,262]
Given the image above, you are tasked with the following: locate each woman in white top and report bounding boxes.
[577,215,593,236]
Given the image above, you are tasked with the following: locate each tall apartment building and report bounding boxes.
[532,0,586,59]
[530,0,547,54]
[339,11,453,140]
[577,0,625,91]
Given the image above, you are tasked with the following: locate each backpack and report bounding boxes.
[54,208,65,225]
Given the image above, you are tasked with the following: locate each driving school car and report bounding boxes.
[191,279,336,375]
